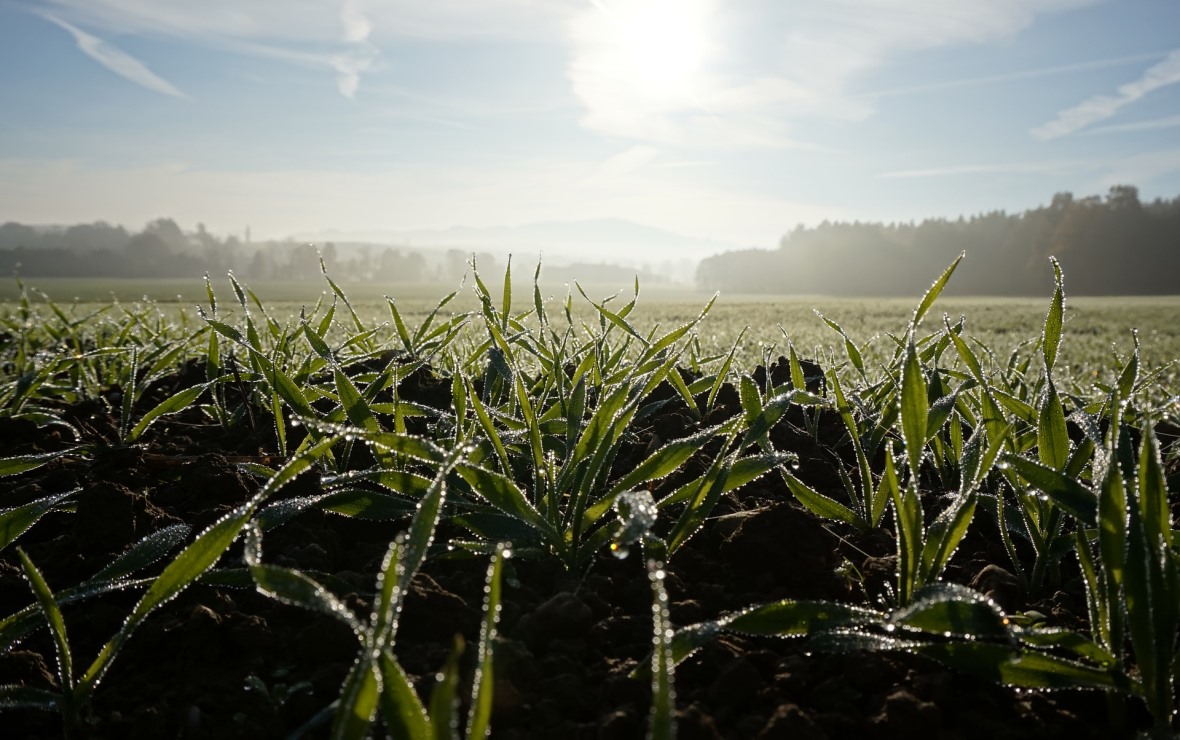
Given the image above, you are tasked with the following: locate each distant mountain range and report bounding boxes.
[289,218,743,266]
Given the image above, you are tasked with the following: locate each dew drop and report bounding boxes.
[610,543,630,560]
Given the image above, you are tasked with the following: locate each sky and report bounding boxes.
[1,0,1179,256]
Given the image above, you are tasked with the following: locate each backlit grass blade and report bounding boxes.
[0,448,79,477]
[332,658,382,740]
[466,543,509,739]
[378,650,430,740]
[1,491,75,551]
[891,582,1007,639]
[706,328,745,410]
[828,370,872,520]
[1043,257,1064,373]
[910,642,1129,692]
[455,463,552,535]
[647,561,676,740]
[815,312,865,379]
[462,377,510,473]
[88,523,191,583]
[17,548,73,693]
[780,470,864,529]
[243,525,363,636]
[127,380,212,443]
[429,637,463,740]
[893,471,924,607]
[1004,455,1097,526]
[387,298,414,354]
[1116,330,1139,400]
[316,489,416,520]
[360,431,446,464]
[913,252,963,329]
[1037,380,1069,471]
[604,427,718,500]
[901,337,928,480]
[945,316,985,382]
[918,490,976,586]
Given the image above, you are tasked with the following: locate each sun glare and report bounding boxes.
[594,0,711,98]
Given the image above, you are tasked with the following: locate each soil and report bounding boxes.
[1,358,1174,739]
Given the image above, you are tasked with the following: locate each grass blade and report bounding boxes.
[17,549,73,692]
[913,252,964,329]
[1043,257,1065,373]
[1,491,75,552]
[466,543,509,739]
[0,448,79,478]
[901,337,928,479]
[647,561,676,740]
[127,381,212,443]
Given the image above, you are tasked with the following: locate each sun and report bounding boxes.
[593,0,712,98]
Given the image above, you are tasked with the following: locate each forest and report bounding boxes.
[697,186,1180,295]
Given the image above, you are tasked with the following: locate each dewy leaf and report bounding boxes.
[128,381,212,442]
[17,548,73,692]
[892,581,1006,640]
[782,470,865,529]
[456,463,551,535]
[901,337,929,480]
[428,636,464,740]
[1043,257,1064,373]
[466,543,509,739]
[88,523,192,583]
[1037,380,1069,471]
[606,427,716,500]
[378,651,430,740]
[0,490,76,552]
[243,525,363,637]
[1004,454,1098,526]
[332,656,382,740]
[913,252,963,329]
[0,447,79,478]
[918,491,977,586]
[647,561,676,740]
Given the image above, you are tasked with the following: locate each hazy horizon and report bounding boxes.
[2,1,1180,260]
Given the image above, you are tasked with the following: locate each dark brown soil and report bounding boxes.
[0,360,1165,739]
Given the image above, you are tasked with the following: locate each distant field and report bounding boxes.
[3,275,1178,386]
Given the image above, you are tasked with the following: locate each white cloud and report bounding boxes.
[1085,114,1180,135]
[40,13,186,98]
[879,160,1095,178]
[1032,50,1180,140]
[340,0,372,43]
[862,51,1167,99]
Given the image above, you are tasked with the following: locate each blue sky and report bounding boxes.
[1,0,1178,256]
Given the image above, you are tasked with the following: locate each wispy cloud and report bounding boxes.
[879,160,1094,179]
[1032,49,1180,140]
[1084,114,1180,135]
[40,13,186,98]
[861,51,1168,99]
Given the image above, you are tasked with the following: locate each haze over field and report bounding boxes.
[1,1,1179,279]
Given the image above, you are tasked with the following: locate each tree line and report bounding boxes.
[0,219,434,282]
[697,186,1180,296]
